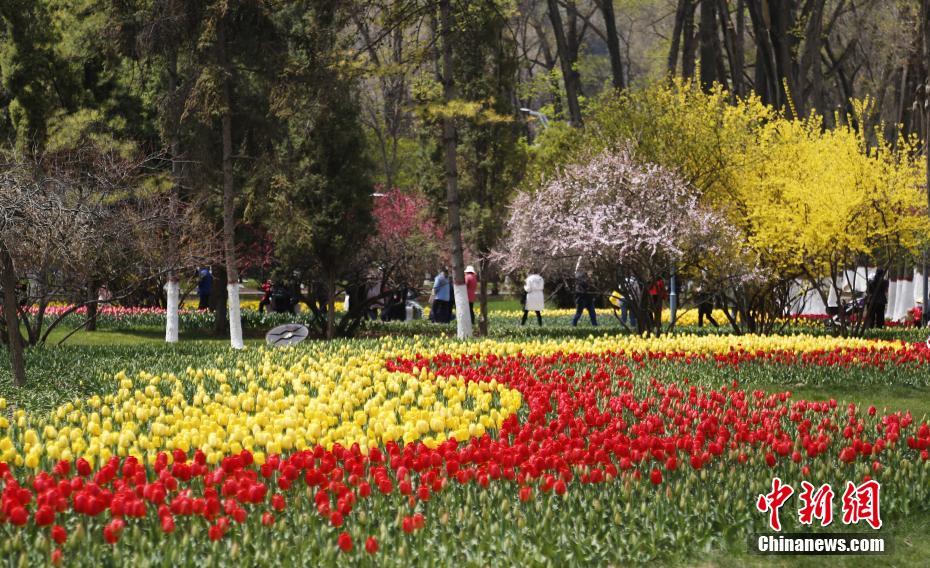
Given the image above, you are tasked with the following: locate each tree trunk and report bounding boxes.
[924,0,930,219]
[735,0,745,95]
[85,282,98,332]
[479,258,489,336]
[768,2,800,117]
[326,272,337,339]
[668,0,687,75]
[599,0,626,90]
[800,0,826,119]
[717,0,743,97]
[1,244,26,387]
[439,0,472,340]
[746,0,781,107]
[699,0,720,90]
[681,0,698,79]
[217,18,243,350]
[546,0,584,126]
[212,265,228,336]
[165,279,180,343]
[166,48,182,343]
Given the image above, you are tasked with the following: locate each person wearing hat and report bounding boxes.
[464,265,479,327]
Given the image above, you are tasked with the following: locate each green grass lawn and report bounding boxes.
[40,325,267,347]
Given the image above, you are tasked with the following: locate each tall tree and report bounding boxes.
[598,0,626,90]
[439,0,472,338]
[456,0,525,335]
[0,0,63,385]
[546,0,584,126]
[923,0,930,218]
[252,0,374,340]
[698,0,724,91]
[129,0,202,343]
[141,0,279,347]
[0,0,65,148]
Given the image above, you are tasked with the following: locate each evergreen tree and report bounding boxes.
[253,0,374,339]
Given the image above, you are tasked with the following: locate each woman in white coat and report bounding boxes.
[521,273,545,326]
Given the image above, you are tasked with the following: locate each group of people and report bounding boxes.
[429,268,551,328]
[258,280,297,314]
[825,268,889,328]
[429,266,480,325]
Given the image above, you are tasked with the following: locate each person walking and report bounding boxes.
[521,273,544,326]
[464,265,479,327]
[97,284,112,303]
[366,276,383,321]
[619,277,639,328]
[432,269,452,323]
[866,268,889,329]
[258,279,272,313]
[647,278,667,329]
[571,271,598,327]
[695,284,719,328]
[197,267,213,310]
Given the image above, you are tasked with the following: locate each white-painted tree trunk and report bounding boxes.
[912,268,924,306]
[227,283,244,349]
[885,279,898,322]
[452,283,472,339]
[900,278,916,319]
[165,279,180,343]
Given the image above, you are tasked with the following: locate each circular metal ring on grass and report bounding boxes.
[265,324,310,347]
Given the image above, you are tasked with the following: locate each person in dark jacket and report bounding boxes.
[695,285,719,328]
[571,271,598,326]
[197,268,213,310]
[269,281,294,314]
[258,280,272,313]
[866,268,889,329]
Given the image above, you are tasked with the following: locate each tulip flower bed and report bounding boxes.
[2,335,930,565]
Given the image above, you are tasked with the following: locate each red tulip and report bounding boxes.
[365,536,379,554]
[337,532,352,552]
[8,507,28,526]
[103,519,125,544]
[649,468,662,485]
[50,525,67,545]
[34,505,54,527]
[76,458,92,477]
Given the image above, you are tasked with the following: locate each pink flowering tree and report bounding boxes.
[369,187,448,293]
[500,146,748,333]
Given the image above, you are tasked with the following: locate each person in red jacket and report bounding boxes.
[258,280,272,313]
[648,278,667,329]
[464,265,479,327]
